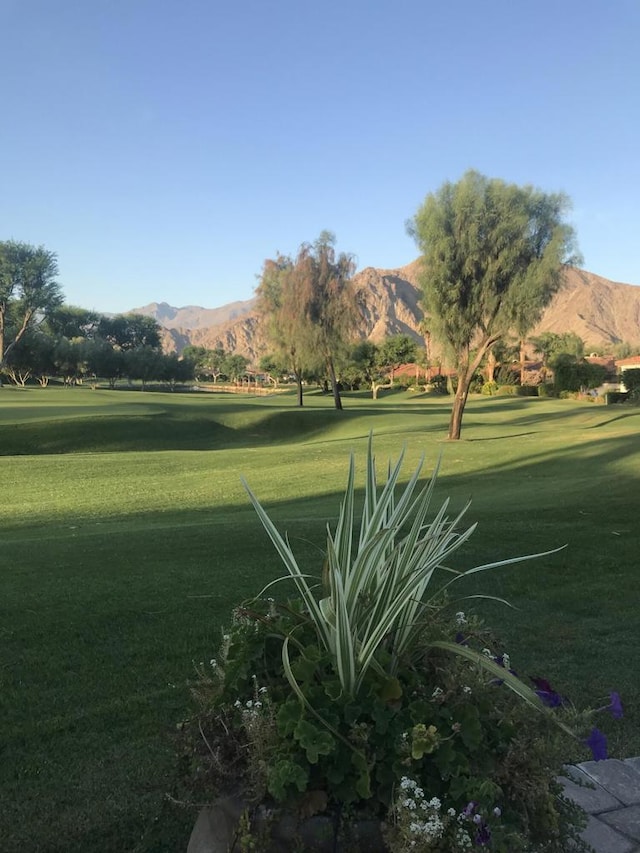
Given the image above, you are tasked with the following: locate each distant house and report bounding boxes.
[615,355,640,392]
[585,355,617,377]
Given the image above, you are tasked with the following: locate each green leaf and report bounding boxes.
[433,739,459,779]
[351,751,372,800]
[294,720,335,764]
[455,704,483,751]
[267,760,309,801]
[276,700,302,737]
[371,701,394,735]
[323,678,343,702]
[290,653,319,685]
[411,723,441,759]
[378,676,402,702]
[408,699,431,723]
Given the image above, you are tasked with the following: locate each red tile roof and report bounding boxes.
[615,355,640,367]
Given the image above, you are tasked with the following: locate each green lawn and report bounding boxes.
[1,386,639,852]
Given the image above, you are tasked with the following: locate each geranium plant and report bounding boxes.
[184,438,619,852]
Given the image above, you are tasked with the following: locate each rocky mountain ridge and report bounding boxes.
[132,263,640,362]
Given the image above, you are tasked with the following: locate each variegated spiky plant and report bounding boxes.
[243,436,566,724]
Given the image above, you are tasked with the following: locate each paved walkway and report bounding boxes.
[561,757,640,851]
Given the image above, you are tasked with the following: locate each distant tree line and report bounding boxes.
[0,240,253,389]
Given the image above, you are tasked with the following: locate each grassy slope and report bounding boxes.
[1,386,639,852]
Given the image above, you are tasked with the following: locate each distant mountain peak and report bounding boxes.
[131,263,640,362]
[130,298,256,331]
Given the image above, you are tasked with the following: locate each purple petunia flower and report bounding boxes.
[530,676,564,708]
[475,820,491,846]
[463,800,477,817]
[584,727,608,761]
[609,691,624,720]
[455,632,469,646]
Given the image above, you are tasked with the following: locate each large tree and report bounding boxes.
[256,253,309,406]
[409,170,579,439]
[0,240,63,367]
[292,232,357,411]
[257,233,357,409]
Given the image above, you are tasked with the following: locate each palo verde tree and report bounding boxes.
[0,240,63,368]
[409,170,579,439]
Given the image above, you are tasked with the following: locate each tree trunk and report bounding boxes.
[372,380,392,400]
[328,358,342,410]
[0,307,5,366]
[448,337,501,440]
[519,339,527,385]
[448,377,471,440]
[295,372,303,407]
[485,350,497,383]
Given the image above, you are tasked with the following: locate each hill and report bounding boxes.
[131,263,640,361]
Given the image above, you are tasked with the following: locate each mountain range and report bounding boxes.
[131,262,640,362]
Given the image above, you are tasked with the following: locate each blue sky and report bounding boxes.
[2,0,639,314]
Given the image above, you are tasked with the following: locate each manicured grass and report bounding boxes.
[1,386,639,852]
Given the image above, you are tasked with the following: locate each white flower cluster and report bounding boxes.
[455,611,467,626]
[454,826,473,849]
[233,676,271,725]
[394,782,503,851]
[397,778,445,844]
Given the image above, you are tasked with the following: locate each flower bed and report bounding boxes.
[182,438,621,852]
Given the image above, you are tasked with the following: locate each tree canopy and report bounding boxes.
[257,232,357,409]
[409,170,579,439]
[621,368,640,398]
[532,331,585,369]
[97,314,162,351]
[0,240,63,365]
[256,253,310,406]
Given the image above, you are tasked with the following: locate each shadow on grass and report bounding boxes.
[4,426,640,853]
[0,398,451,455]
[583,409,640,428]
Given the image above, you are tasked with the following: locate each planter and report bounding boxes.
[187,796,387,852]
